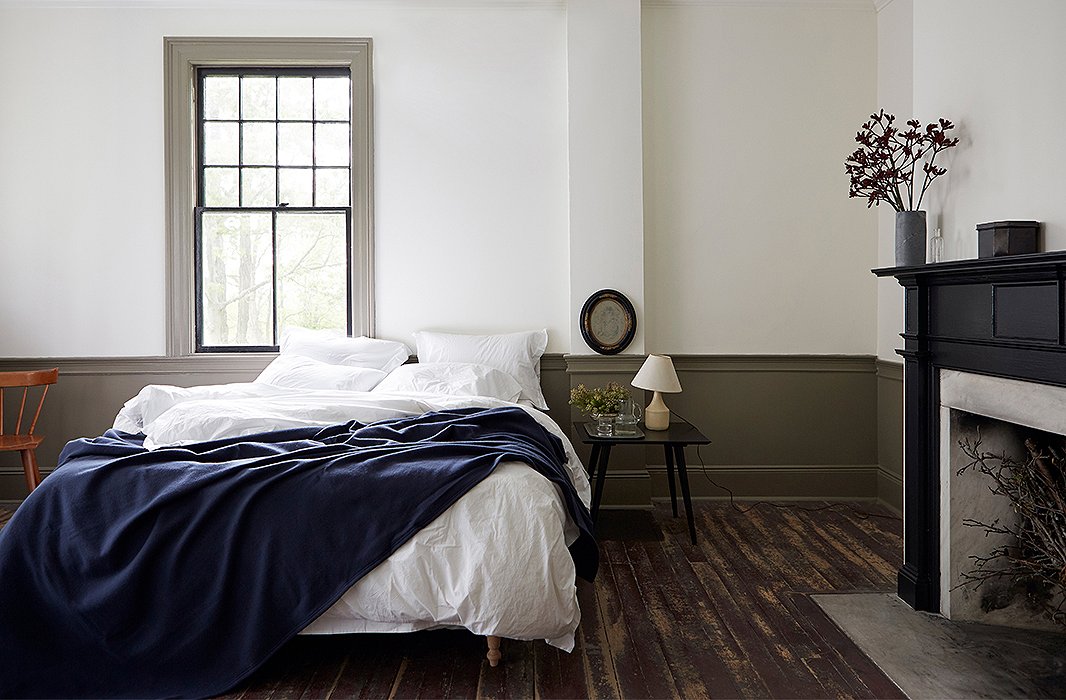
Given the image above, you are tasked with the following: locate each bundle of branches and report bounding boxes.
[958,436,1066,625]
[844,110,959,212]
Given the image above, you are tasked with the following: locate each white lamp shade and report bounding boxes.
[632,354,682,393]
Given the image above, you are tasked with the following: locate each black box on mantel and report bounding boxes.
[977,220,1040,257]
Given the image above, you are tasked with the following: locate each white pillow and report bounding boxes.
[414,329,548,409]
[255,354,387,392]
[280,327,411,373]
[113,382,291,433]
[373,362,524,403]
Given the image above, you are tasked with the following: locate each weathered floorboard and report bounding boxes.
[0,501,905,699]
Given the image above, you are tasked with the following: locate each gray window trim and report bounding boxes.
[164,37,374,357]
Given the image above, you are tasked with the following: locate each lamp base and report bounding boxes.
[644,391,670,431]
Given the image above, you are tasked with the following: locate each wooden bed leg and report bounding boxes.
[486,635,502,667]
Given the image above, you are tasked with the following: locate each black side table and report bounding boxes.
[573,418,710,545]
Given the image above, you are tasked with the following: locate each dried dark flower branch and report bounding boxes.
[957,436,1066,625]
[845,110,959,212]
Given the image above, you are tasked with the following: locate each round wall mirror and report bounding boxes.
[580,289,636,355]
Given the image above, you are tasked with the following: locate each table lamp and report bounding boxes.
[632,354,682,431]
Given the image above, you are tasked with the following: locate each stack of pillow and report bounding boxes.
[255,328,411,392]
[255,327,549,408]
[405,329,548,408]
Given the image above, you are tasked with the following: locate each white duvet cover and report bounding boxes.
[114,384,591,650]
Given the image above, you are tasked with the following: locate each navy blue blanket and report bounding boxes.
[0,406,596,699]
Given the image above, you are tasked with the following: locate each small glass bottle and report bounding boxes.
[929,227,944,263]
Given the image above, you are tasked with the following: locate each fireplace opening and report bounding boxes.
[943,408,1066,631]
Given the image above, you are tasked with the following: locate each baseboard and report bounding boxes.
[591,468,652,507]
[0,469,44,506]
[596,462,884,506]
[646,464,880,500]
[651,495,885,504]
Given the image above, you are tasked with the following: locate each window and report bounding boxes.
[196,68,352,350]
[164,38,373,356]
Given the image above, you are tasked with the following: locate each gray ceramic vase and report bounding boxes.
[895,210,927,267]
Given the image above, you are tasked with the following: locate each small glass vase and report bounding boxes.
[614,398,642,436]
[929,227,944,263]
[591,413,618,437]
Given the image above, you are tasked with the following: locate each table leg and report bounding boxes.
[587,443,602,482]
[663,444,678,518]
[674,445,697,545]
[591,444,612,521]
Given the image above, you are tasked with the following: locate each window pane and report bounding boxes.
[203,122,239,165]
[278,77,313,120]
[276,212,347,334]
[315,168,349,206]
[203,167,239,207]
[201,212,274,347]
[278,168,313,207]
[242,167,276,206]
[314,77,350,120]
[204,76,239,120]
[241,76,276,120]
[278,123,312,166]
[242,122,277,166]
[315,123,350,166]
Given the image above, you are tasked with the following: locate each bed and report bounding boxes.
[0,330,596,698]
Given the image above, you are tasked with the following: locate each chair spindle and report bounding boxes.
[16,386,28,435]
[29,384,49,436]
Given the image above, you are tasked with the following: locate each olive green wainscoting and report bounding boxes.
[566,354,903,512]
[0,356,272,504]
[0,354,904,511]
[0,354,572,505]
[876,359,904,513]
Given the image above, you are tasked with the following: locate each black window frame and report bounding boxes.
[194,65,354,353]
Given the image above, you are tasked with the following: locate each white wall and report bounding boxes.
[914,0,1066,259]
[641,2,878,354]
[874,0,1066,363]
[876,0,912,362]
[567,0,645,355]
[0,1,571,355]
[0,0,886,361]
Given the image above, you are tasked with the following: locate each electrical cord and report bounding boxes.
[669,410,901,522]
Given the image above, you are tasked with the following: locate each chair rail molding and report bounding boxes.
[565,353,878,374]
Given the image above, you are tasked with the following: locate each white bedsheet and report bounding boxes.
[114,385,591,650]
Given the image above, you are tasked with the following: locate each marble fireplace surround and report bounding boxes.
[938,369,1066,625]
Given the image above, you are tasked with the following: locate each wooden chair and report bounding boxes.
[0,369,59,493]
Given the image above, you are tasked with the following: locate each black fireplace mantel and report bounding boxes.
[875,250,1066,612]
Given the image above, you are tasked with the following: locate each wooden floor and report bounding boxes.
[230,500,904,699]
[0,501,906,699]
